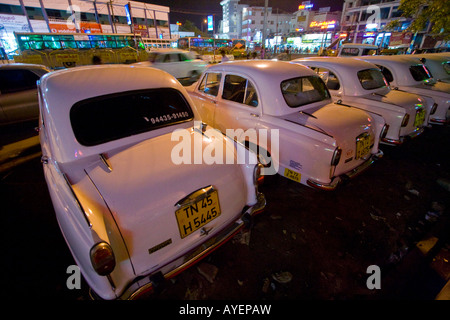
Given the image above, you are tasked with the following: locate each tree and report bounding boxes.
[180,20,209,38]
[388,0,450,40]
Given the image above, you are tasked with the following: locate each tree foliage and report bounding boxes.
[393,0,450,39]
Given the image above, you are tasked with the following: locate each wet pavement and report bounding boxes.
[1,120,449,302]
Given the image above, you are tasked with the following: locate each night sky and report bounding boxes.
[142,0,345,28]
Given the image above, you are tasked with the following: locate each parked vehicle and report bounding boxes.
[187,60,386,190]
[292,57,430,145]
[134,49,207,81]
[411,53,450,83]
[38,65,266,300]
[337,43,379,57]
[0,63,49,126]
[357,55,450,125]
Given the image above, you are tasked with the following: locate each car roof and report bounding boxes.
[207,59,317,80]
[0,63,49,71]
[357,55,422,66]
[40,64,200,163]
[292,57,383,95]
[293,56,378,73]
[203,60,328,116]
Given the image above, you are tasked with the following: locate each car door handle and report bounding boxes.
[250,113,259,117]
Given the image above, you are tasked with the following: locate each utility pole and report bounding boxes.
[262,0,268,59]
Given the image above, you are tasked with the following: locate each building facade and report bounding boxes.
[340,0,412,48]
[0,0,170,56]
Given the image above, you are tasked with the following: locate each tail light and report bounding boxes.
[253,163,264,186]
[430,103,438,115]
[380,124,389,139]
[331,147,342,166]
[401,114,410,127]
[90,242,116,276]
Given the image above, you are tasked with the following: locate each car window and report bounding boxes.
[376,65,394,83]
[409,65,432,81]
[0,69,40,94]
[362,49,378,56]
[357,68,388,90]
[281,76,330,108]
[340,48,359,56]
[70,88,194,146]
[198,72,221,97]
[312,67,341,90]
[222,74,258,107]
[443,62,450,75]
[179,53,189,61]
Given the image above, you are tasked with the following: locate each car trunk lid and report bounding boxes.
[84,130,248,277]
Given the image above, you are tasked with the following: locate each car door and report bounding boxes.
[193,72,222,126]
[215,73,261,136]
[159,53,185,78]
[0,68,41,125]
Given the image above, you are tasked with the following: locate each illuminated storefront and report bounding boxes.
[0,0,170,57]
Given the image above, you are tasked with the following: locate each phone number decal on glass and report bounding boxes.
[147,112,190,124]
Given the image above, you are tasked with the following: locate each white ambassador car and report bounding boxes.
[411,53,450,83]
[292,57,429,146]
[134,49,207,81]
[38,65,265,300]
[187,60,386,190]
[357,55,450,125]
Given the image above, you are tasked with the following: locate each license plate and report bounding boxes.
[414,109,425,127]
[175,189,221,239]
[284,168,301,183]
[355,133,371,160]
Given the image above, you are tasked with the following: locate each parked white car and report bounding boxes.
[187,60,386,190]
[38,65,266,300]
[0,63,49,125]
[357,55,449,125]
[292,57,430,146]
[134,49,207,81]
[337,43,379,57]
[411,53,450,83]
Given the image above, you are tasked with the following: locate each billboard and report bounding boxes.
[207,15,213,31]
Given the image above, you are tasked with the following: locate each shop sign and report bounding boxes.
[309,20,336,29]
[49,21,102,34]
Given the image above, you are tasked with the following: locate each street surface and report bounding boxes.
[1,118,449,301]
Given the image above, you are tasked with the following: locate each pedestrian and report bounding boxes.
[221,50,229,63]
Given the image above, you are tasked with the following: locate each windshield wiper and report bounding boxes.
[299,110,317,119]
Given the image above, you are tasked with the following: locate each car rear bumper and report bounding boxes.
[381,127,425,146]
[92,192,266,300]
[306,151,383,191]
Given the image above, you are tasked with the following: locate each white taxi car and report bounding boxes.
[38,65,265,300]
[357,55,450,125]
[0,63,50,125]
[135,49,207,81]
[412,53,450,83]
[187,60,386,190]
[292,57,429,146]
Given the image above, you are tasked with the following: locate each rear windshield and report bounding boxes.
[357,68,388,90]
[409,65,432,81]
[281,76,330,107]
[70,88,194,146]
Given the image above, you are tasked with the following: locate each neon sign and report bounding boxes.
[298,4,314,10]
[309,20,336,29]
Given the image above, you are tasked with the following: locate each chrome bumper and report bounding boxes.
[381,127,425,146]
[105,192,266,300]
[307,151,383,191]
